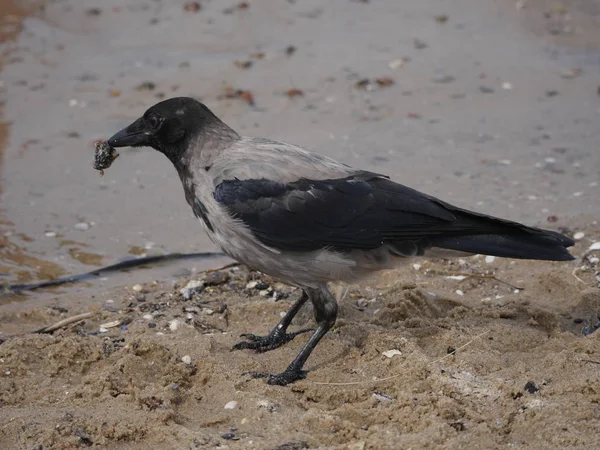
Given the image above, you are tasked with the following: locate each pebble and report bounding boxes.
[181,355,192,364]
[524,381,539,394]
[501,82,513,90]
[132,284,144,292]
[574,232,585,240]
[180,279,204,299]
[224,400,238,410]
[143,314,153,320]
[45,231,57,238]
[356,298,369,309]
[446,275,466,281]
[372,392,394,403]
[254,281,270,290]
[169,319,181,331]
[455,289,464,296]
[388,59,404,69]
[221,433,236,440]
[245,281,258,289]
[485,255,496,264]
[204,270,230,286]
[75,222,90,231]
[257,399,278,412]
[412,263,421,270]
[589,242,600,251]
[382,349,402,358]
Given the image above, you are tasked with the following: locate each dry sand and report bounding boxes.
[1,221,599,449]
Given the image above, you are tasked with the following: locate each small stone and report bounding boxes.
[180,279,204,299]
[589,242,600,251]
[204,270,229,286]
[221,433,236,440]
[245,281,258,289]
[143,314,153,320]
[372,392,394,403]
[169,319,181,331]
[224,400,238,409]
[45,231,57,237]
[382,349,402,358]
[574,232,585,240]
[479,85,495,94]
[75,222,90,231]
[356,298,369,309]
[183,1,201,12]
[181,355,192,364]
[257,400,278,412]
[455,290,464,296]
[485,255,496,264]
[446,275,467,281]
[412,263,421,270]
[388,59,404,69]
[524,381,539,394]
[501,82,513,90]
[254,281,270,290]
[132,284,144,292]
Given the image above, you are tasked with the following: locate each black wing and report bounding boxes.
[213,172,574,260]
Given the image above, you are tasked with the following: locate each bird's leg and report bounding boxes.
[249,286,338,386]
[233,290,312,352]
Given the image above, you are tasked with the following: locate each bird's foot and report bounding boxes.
[232,328,312,353]
[244,368,308,386]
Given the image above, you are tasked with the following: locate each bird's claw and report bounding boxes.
[232,328,312,353]
[243,369,308,386]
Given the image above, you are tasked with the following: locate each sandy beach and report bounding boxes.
[0,1,599,448]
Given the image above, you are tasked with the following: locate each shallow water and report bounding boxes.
[1,0,599,308]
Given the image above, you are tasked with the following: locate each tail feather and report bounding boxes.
[429,232,575,261]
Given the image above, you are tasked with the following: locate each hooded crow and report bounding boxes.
[107,97,574,385]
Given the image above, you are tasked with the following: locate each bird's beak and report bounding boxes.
[108,117,152,148]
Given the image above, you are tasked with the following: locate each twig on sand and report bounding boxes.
[311,329,491,386]
[581,359,600,365]
[33,312,94,334]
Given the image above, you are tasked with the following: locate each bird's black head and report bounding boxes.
[108,97,229,164]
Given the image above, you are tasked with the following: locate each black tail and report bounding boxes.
[429,230,574,261]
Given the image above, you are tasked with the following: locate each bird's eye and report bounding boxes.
[147,115,161,130]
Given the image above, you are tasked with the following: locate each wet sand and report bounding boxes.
[0,0,599,448]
